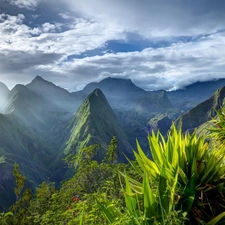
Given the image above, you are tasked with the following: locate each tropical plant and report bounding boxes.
[209,105,225,145]
[99,123,225,224]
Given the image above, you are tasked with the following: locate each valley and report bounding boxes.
[0,76,225,211]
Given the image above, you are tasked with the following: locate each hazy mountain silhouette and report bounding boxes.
[0,82,9,113]
[167,79,225,111]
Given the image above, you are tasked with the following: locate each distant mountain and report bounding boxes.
[175,86,225,132]
[5,84,71,135]
[2,75,225,211]
[75,77,175,148]
[78,77,172,111]
[0,82,9,113]
[167,79,225,111]
[27,76,82,112]
[65,89,133,160]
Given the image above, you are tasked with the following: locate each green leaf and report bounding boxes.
[206,211,225,225]
[97,200,115,223]
[158,165,169,214]
[79,206,85,225]
[142,172,156,219]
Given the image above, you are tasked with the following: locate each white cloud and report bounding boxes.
[7,0,40,10]
[0,13,125,55]
[41,31,225,91]
[0,1,225,91]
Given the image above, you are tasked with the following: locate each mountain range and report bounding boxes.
[0,76,225,211]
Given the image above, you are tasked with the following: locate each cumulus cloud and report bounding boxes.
[42,31,225,91]
[0,0,225,91]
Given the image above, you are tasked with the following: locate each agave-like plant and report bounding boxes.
[99,122,225,224]
[209,105,225,145]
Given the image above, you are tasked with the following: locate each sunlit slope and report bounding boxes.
[65,88,133,160]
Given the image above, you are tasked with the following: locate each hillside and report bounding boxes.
[65,88,133,160]
[0,113,54,211]
[75,77,175,148]
[1,76,225,212]
[167,79,225,111]
[175,86,225,132]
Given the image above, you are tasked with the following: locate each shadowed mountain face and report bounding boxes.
[0,82,9,113]
[175,86,225,132]
[64,88,133,161]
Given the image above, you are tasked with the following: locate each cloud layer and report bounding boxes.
[0,0,225,90]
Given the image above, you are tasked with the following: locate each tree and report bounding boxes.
[105,136,119,164]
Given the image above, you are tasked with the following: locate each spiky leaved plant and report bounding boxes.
[99,123,225,224]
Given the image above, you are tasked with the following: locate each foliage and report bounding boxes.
[209,106,225,144]
[105,136,119,164]
[7,163,33,225]
[2,113,225,225]
[99,123,225,224]
[1,137,131,224]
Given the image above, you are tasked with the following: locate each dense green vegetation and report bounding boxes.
[1,105,225,224]
[2,76,225,213]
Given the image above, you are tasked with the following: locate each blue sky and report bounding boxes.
[0,0,225,91]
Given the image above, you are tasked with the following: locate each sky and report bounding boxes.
[0,0,225,91]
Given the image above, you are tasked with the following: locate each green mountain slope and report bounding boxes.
[175,86,225,132]
[64,88,133,160]
[0,113,54,211]
[75,77,175,149]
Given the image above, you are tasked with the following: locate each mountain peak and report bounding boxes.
[27,76,78,112]
[84,88,109,111]
[82,77,144,96]
[31,76,52,85]
[89,88,105,99]
[0,81,9,92]
[100,77,136,88]
[65,88,132,160]
[34,75,44,80]
[0,81,10,113]
[103,77,132,83]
